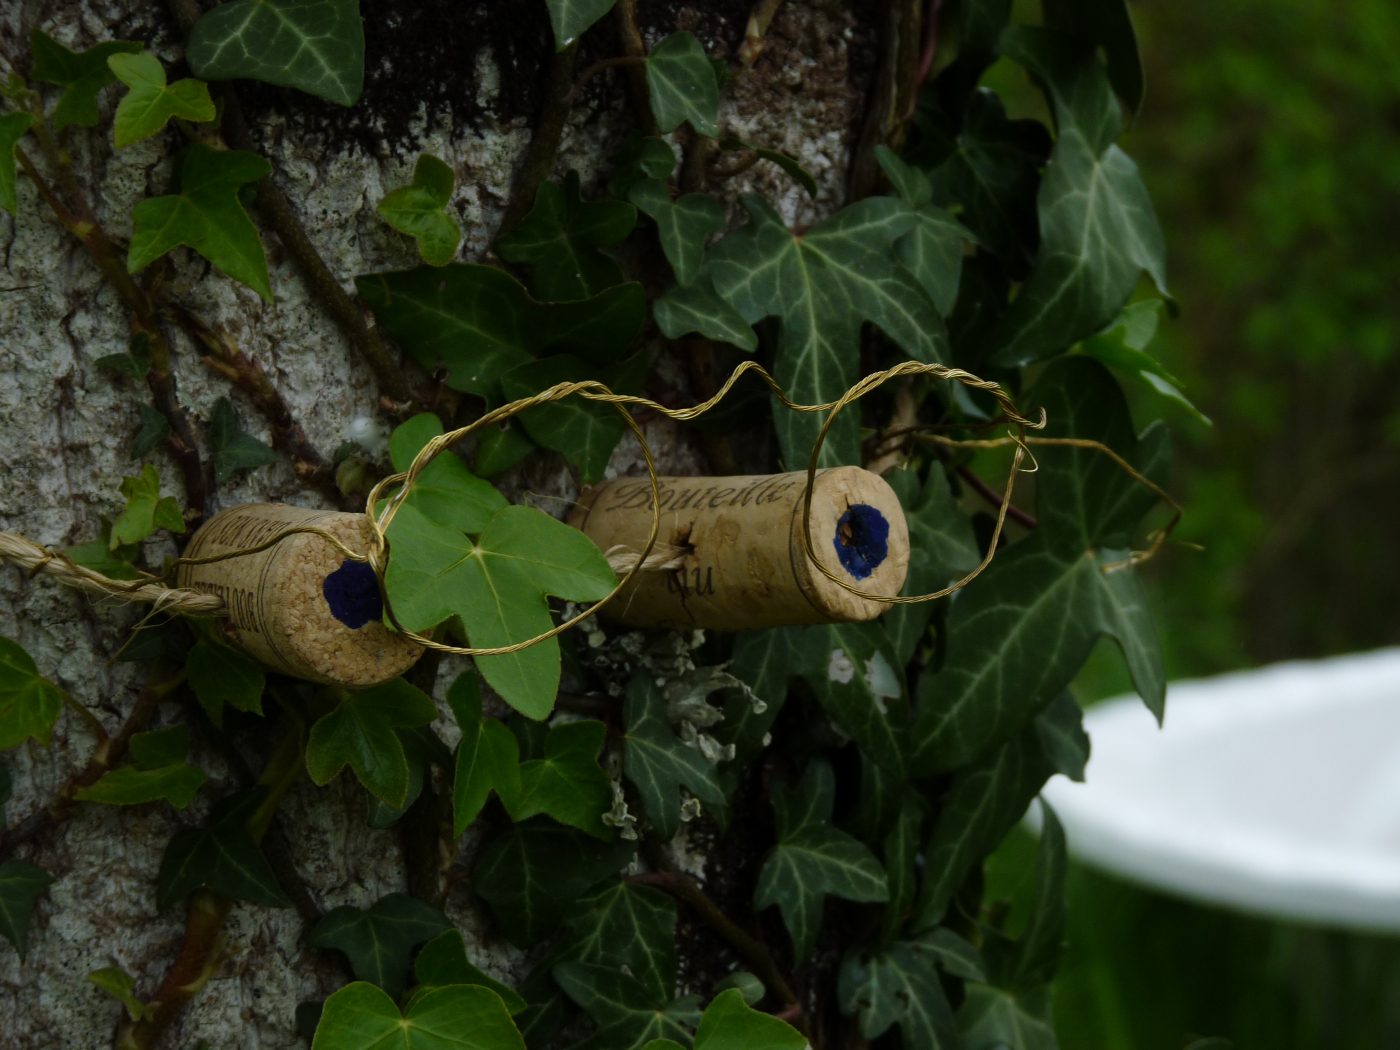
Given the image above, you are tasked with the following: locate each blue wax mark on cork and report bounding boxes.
[323,560,384,629]
[833,504,890,580]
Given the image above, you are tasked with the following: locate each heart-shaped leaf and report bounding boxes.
[645,32,719,138]
[73,761,207,809]
[156,789,290,910]
[414,929,527,1014]
[107,52,215,148]
[628,179,724,287]
[621,675,725,841]
[388,413,508,534]
[0,860,53,957]
[378,154,461,266]
[29,30,141,129]
[186,636,265,727]
[447,673,522,834]
[311,981,526,1050]
[309,892,452,998]
[210,397,279,484]
[110,464,186,548]
[306,678,440,806]
[508,719,611,838]
[545,0,619,50]
[0,636,63,751]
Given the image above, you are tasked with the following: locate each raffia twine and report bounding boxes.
[0,359,1180,658]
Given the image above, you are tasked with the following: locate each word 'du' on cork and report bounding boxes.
[569,467,910,630]
[177,504,423,687]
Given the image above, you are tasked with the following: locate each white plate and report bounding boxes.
[1040,648,1400,929]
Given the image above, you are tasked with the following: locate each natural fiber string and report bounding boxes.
[0,360,1176,657]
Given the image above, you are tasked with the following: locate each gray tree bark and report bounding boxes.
[0,1,878,1045]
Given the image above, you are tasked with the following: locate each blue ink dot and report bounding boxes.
[833,504,889,580]
[322,560,383,629]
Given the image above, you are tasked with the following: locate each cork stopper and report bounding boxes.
[176,504,424,687]
[569,467,910,631]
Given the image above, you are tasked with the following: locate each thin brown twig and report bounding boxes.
[563,56,648,105]
[613,0,659,136]
[909,0,943,117]
[497,42,580,239]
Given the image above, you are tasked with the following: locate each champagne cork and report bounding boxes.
[177,504,423,687]
[569,467,910,630]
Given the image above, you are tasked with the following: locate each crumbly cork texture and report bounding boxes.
[570,467,910,630]
[177,504,424,687]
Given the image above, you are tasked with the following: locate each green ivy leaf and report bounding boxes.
[1080,300,1209,425]
[73,760,207,809]
[498,172,637,303]
[621,675,725,841]
[107,52,215,148]
[309,892,452,998]
[130,724,190,768]
[717,138,819,199]
[499,352,642,485]
[882,466,980,666]
[311,981,526,1050]
[710,627,800,770]
[990,27,1167,365]
[473,418,538,478]
[919,88,1048,280]
[879,795,922,942]
[187,0,365,107]
[110,464,186,548]
[837,941,960,1050]
[306,678,439,806]
[66,520,141,582]
[0,860,53,957]
[1006,803,1068,990]
[364,726,448,829]
[383,504,615,719]
[88,966,148,1022]
[658,195,948,466]
[711,972,763,1007]
[156,789,290,910]
[608,134,676,199]
[1057,0,1144,114]
[0,112,33,213]
[415,929,527,1014]
[29,30,141,129]
[754,758,889,959]
[1034,692,1089,782]
[447,672,522,834]
[508,719,611,838]
[210,397,279,484]
[186,636,265,727]
[131,405,171,459]
[875,146,970,316]
[910,926,987,982]
[389,413,508,533]
[96,332,154,382]
[0,636,64,751]
[545,0,619,49]
[473,820,635,946]
[378,154,461,267]
[957,984,1057,1050]
[692,988,807,1050]
[559,880,677,1005]
[645,32,719,138]
[910,357,1168,774]
[628,179,725,288]
[653,273,757,353]
[552,962,696,1050]
[356,265,645,401]
[129,143,274,302]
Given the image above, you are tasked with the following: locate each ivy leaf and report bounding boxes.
[1080,300,1209,425]
[717,137,818,199]
[1005,803,1068,991]
[130,725,190,768]
[920,88,1049,279]
[389,412,508,533]
[628,179,724,287]
[498,171,637,303]
[107,52,215,148]
[364,726,448,829]
[29,30,141,130]
[378,154,461,267]
[66,519,141,582]
[508,719,611,838]
[473,820,635,946]
[838,942,960,1050]
[447,672,522,834]
[156,789,290,910]
[881,467,980,666]
[131,405,171,459]
[646,32,719,138]
[622,674,726,841]
[545,0,619,49]
[875,146,970,316]
[110,464,186,548]
[356,265,645,401]
[0,113,33,214]
[1058,0,1144,114]
[1034,691,1089,782]
[383,503,615,719]
[710,627,800,769]
[129,143,273,301]
[552,962,695,1050]
[910,358,1168,774]
[500,352,642,485]
[989,27,1167,366]
[879,795,922,942]
[912,722,1052,930]
[0,636,64,751]
[693,988,807,1050]
[0,860,53,957]
[654,272,758,353]
[909,927,987,982]
[96,332,154,382]
[187,0,365,107]
[88,966,148,1022]
[608,134,676,199]
[311,982,526,1050]
[754,758,889,959]
[659,195,947,466]
[186,636,265,727]
[415,929,527,1014]
[306,678,439,806]
[957,984,1057,1050]
[309,892,452,998]
[73,761,207,809]
[209,397,279,484]
[559,880,677,1005]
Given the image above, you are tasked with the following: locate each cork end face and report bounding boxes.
[800,467,910,622]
